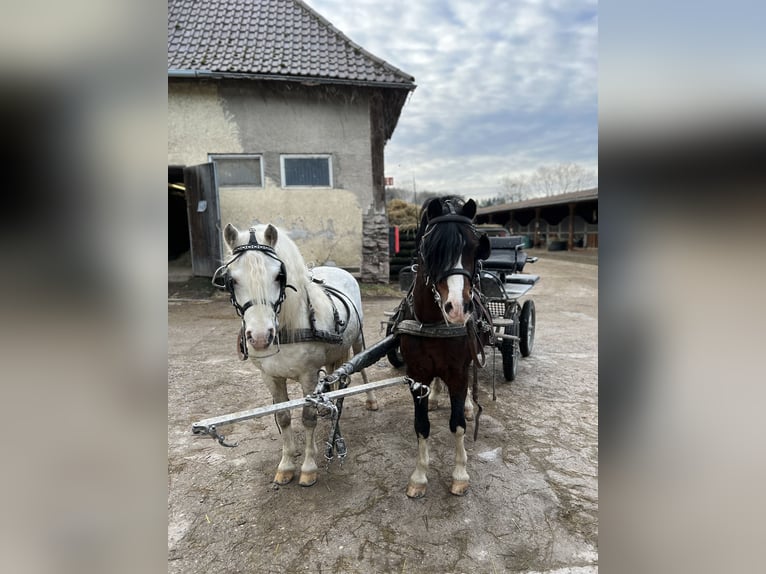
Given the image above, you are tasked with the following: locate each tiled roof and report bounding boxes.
[168,0,415,88]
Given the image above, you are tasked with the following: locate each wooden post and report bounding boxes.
[568,202,576,250]
[534,207,542,247]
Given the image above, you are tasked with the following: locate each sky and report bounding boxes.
[306,0,598,200]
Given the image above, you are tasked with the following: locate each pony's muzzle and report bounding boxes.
[246,327,275,349]
[443,299,470,324]
[444,301,470,315]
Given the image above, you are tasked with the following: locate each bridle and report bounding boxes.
[211,227,296,359]
[419,213,481,292]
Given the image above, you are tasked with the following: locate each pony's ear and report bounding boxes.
[460,199,477,221]
[477,233,491,261]
[224,223,240,249]
[264,224,278,247]
[426,198,444,221]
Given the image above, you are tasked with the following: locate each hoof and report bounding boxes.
[273,470,294,485]
[299,471,318,487]
[450,480,470,496]
[365,399,379,411]
[406,482,427,499]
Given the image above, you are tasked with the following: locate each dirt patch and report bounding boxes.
[168,255,598,572]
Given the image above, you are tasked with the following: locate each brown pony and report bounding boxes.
[397,196,491,497]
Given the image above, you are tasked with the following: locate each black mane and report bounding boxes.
[417,196,474,283]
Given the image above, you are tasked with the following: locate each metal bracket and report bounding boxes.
[406,377,431,402]
[306,393,338,419]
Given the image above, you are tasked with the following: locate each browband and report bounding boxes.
[426,214,475,226]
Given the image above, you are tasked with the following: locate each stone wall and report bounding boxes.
[361,208,390,283]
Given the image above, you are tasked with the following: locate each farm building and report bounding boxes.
[475,188,599,250]
[168,0,416,282]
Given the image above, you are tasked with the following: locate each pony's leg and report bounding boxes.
[406,388,430,498]
[263,375,296,485]
[448,382,470,496]
[428,378,442,411]
[464,392,475,422]
[297,373,320,487]
[428,379,471,418]
[353,336,378,411]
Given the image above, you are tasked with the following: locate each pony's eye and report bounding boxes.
[229,278,237,286]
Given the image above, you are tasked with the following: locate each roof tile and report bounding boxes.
[168,0,414,87]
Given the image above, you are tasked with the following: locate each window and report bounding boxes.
[209,154,263,187]
[281,155,333,188]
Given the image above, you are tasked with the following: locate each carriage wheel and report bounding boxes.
[519,299,536,357]
[501,303,519,381]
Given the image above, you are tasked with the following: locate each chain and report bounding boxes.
[208,425,238,448]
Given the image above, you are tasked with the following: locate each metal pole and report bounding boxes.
[192,376,407,438]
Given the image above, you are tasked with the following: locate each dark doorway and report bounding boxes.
[169,165,190,260]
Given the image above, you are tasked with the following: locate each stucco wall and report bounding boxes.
[168,80,374,270]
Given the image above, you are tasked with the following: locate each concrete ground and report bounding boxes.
[168,252,597,573]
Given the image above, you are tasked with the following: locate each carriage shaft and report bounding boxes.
[192,376,407,436]
[494,333,520,342]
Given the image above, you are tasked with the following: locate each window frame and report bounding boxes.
[208,153,265,188]
[280,154,334,188]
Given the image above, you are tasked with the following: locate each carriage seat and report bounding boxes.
[481,236,529,273]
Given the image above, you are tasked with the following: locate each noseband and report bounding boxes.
[212,227,297,358]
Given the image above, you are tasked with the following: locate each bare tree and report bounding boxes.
[385,186,412,202]
[385,183,442,205]
[529,163,596,197]
[500,174,529,202]
[554,162,588,194]
[532,165,558,196]
[478,194,504,207]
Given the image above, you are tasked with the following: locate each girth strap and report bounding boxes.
[278,328,343,344]
[394,319,468,338]
[278,282,351,345]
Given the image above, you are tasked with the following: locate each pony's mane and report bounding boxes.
[420,221,467,282]
[417,196,472,282]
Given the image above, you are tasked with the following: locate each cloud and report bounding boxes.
[307,0,598,198]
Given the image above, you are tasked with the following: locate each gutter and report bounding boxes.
[168,69,416,92]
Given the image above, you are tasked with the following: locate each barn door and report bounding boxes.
[183,163,222,277]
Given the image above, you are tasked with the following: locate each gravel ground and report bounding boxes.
[168,252,597,573]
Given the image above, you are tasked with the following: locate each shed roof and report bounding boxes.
[168,0,416,89]
[477,188,599,216]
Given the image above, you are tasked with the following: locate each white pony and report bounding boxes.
[218,223,378,487]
